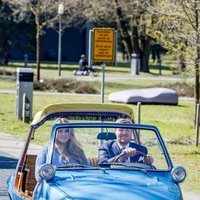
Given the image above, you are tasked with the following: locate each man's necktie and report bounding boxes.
[121,147,128,163]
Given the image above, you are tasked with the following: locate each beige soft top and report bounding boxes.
[31,103,134,128]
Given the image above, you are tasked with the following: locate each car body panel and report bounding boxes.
[7,175,22,200]
[38,170,182,200]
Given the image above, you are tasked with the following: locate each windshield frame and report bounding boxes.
[46,122,173,171]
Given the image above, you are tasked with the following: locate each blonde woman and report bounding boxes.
[33,118,88,199]
[51,118,88,167]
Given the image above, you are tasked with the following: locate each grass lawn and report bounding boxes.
[0,92,199,194]
[0,57,199,194]
[1,52,195,78]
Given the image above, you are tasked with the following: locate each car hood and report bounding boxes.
[43,169,182,200]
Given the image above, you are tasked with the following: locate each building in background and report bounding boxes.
[7,26,88,63]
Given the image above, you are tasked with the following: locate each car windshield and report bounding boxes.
[49,123,169,171]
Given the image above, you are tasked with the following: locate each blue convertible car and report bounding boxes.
[7,103,186,199]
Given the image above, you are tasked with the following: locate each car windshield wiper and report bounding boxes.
[56,164,86,169]
[109,163,147,173]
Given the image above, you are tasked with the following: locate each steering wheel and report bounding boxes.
[113,150,147,163]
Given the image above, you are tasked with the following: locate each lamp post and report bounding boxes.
[58,3,64,76]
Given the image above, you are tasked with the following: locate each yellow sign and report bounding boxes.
[93,28,115,62]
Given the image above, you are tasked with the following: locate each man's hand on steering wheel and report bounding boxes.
[114,147,154,165]
[117,147,137,162]
[122,147,137,156]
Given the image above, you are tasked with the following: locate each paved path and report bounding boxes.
[0,133,23,199]
[0,132,41,199]
[71,74,194,82]
[2,73,194,82]
[0,90,194,102]
[0,132,199,200]
[0,152,17,200]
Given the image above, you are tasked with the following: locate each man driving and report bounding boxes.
[98,118,153,165]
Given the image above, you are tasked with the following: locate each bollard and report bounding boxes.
[22,93,31,123]
[131,53,140,75]
[24,54,28,68]
[16,68,33,121]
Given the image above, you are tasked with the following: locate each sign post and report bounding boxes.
[92,28,116,103]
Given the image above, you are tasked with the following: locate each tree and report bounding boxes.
[3,0,82,81]
[82,0,154,72]
[147,0,200,105]
[1,0,57,81]
[0,2,35,65]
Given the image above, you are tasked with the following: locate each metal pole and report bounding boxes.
[114,31,118,66]
[100,63,106,143]
[135,102,141,144]
[195,104,200,146]
[101,63,105,104]
[137,102,141,124]
[88,30,92,67]
[58,14,62,76]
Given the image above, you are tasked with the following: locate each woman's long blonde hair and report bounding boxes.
[54,118,84,164]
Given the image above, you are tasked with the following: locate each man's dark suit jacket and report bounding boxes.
[98,140,147,164]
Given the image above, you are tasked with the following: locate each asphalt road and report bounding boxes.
[0,152,16,200]
[0,132,40,200]
[0,133,19,200]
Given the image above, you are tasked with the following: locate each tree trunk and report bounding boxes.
[115,3,133,57]
[195,8,200,105]
[195,42,200,105]
[114,0,150,73]
[140,37,151,72]
[195,62,200,105]
[131,24,140,54]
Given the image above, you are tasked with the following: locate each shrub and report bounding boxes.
[0,69,16,76]
[74,82,99,94]
[34,78,99,94]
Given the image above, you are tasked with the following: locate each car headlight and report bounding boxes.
[171,166,186,183]
[39,164,55,180]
